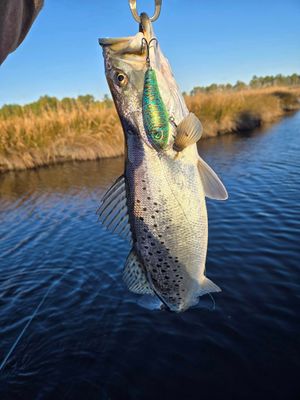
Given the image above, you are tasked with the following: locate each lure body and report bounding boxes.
[142,68,169,149]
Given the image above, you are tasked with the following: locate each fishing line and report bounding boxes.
[0,273,66,373]
[208,293,216,311]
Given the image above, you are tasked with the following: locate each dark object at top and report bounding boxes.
[0,0,44,65]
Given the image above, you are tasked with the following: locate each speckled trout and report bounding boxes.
[98,14,227,312]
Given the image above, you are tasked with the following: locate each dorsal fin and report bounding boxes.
[97,175,132,241]
[123,250,154,295]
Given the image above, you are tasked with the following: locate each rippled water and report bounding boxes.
[0,113,299,400]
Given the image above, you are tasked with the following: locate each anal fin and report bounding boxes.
[123,250,154,295]
[198,276,221,296]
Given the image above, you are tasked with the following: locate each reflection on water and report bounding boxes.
[0,113,299,399]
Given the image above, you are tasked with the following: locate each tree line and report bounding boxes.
[189,73,300,96]
[1,72,299,118]
[0,94,114,119]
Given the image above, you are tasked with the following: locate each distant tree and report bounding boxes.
[190,86,204,96]
[234,80,247,90]
[77,95,95,107]
[206,83,219,92]
[102,94,113,108]
[0,104,23,118]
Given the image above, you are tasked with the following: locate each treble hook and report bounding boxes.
[141,37,158,68]
[129,0,162,23]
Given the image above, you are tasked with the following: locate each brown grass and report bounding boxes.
[0,87,299,172]
[185,86,300,137]
[0,103,124,172]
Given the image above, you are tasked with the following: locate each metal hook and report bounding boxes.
[142,37,158,67]
[129,0,162,23]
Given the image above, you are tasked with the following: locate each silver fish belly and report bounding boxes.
[126,141,208,312]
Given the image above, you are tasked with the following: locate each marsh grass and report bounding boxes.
[185,87,300,137]
[0,102,124,172]
[0,87,299,172]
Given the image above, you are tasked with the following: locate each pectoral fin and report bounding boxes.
[174,113,203,151]
[123,250,154,295]
[198,157,228,200]
[97,175,132,241]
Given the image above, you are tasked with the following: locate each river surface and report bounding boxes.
[0,113,299,400]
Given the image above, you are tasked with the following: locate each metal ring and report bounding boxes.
[129,0,162,23]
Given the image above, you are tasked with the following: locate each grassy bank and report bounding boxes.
[0,87,299,173]
[185,87,300,137]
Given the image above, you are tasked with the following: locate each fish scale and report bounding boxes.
[126,144,208,310]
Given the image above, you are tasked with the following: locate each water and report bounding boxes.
[0,113,299,400]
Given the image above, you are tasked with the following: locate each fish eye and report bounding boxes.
[115,71,128,87]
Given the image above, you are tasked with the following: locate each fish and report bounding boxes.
[98,13,228,312]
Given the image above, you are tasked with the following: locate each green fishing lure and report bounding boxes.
[142,39,169,150]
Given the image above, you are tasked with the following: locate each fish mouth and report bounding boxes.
[99,11,155,48]
[98,37,133,46]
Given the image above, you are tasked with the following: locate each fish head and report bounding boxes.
[99,20,188,153]
[99,32,146,141]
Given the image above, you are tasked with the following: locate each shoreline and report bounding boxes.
[0,87,299,174]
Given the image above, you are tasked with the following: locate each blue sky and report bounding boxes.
[0,0,299,106]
